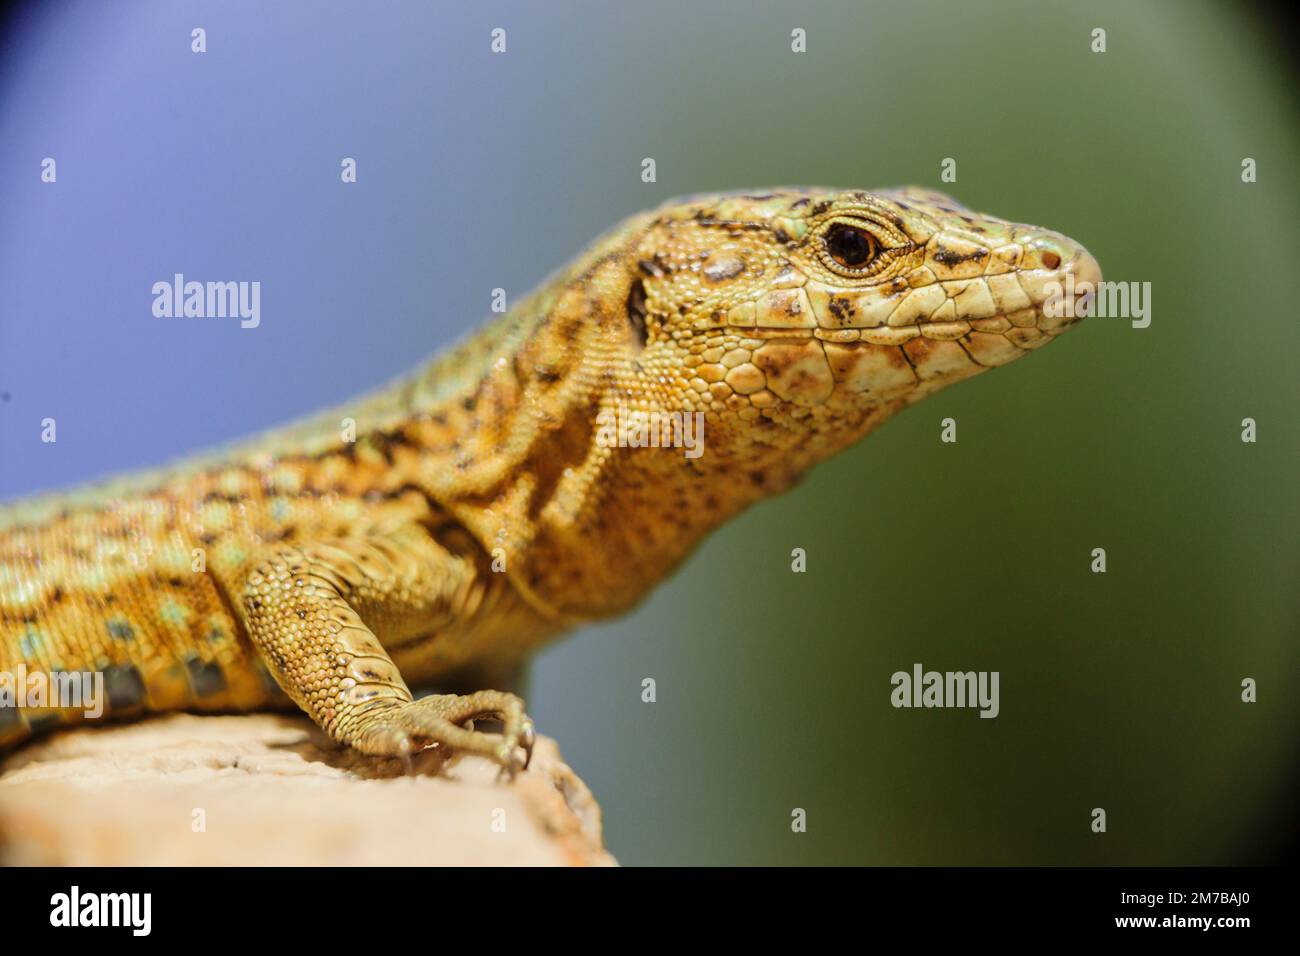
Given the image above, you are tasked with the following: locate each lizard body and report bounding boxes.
[0,187,1100,767]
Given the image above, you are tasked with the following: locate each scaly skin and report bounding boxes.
[0,187,1100,769]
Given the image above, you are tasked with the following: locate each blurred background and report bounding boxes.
[0,0,1295,864]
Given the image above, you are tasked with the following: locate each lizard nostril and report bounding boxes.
[1040,251,1061,270]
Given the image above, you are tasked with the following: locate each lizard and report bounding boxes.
[0,187,1100,772]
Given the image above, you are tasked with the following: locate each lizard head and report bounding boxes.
[608,186,1101,483]
[456,188,1100,616]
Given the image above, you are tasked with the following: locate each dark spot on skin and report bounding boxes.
[558,314,583,339]
[827,297,856,324]
[107,619,135,641]
[366,429,409,465]
[749,471,765,487]
[626,279,649,349]
[932,246,989,265]
[185,656,228,698]
[692,219,767,231]
[103,663,146,710]
[792,198,810,208]
[773,227,792,244]
[889,214,905,228]
[363,486,407,503]
[26,712,62,734]
[638,259,663,278]
[200,491,242,505]
[535,366,561,383]
[50,587,64,604]
[811,201,832,216]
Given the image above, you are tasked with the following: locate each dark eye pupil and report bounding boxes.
[826,225,874,267]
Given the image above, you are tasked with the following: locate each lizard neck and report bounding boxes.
[377,307,901,621]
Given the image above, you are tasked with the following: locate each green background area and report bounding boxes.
[522,0,1299,864]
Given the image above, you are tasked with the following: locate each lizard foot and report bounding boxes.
[350,690,534,774]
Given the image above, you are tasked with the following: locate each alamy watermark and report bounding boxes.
[152,273,261,328]
[890,663,999,718]
[50,886,151,936]
[596,404,705,459]
[0,665,104,718]
[1045,274,1150,329]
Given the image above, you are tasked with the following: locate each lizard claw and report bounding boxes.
[519,718,535,770]
[492,717,534,779]
[351,691,534,778]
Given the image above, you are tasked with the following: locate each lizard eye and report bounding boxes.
[821,222,879,274]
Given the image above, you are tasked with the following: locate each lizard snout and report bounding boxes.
[1017,232,1102,331]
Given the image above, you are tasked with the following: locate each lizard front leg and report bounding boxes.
[238,527,533,771]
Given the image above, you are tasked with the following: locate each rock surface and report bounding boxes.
[0,713,614,866]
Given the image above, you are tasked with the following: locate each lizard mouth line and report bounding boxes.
[692,310,1073,344]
